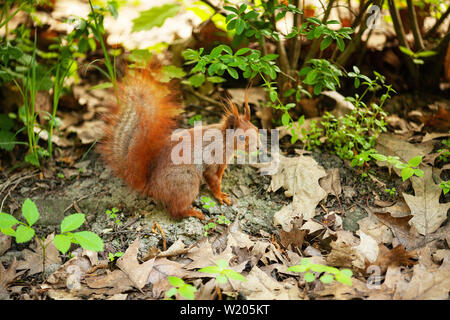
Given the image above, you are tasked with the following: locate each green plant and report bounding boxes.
[288,258,353,286]
[108,251,124,262]
[106,207,122,226]
[437,137,450,163]
[398,46,437,65]
[440,181,449,195]
[370,153,424,181]
[0,198,104,269]
[203,214,231,237]
[385,187,397,197]
[182,45,279,88]
[165,276,197,300]
[198,259,247,284]
[299,59,343,95]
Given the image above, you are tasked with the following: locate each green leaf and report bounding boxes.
[281,113,290,127]
[414,50,437,58]
[0,227,15,236]
[262,54,279,61]
[0,114,14,131]
[408,156,422,167]
[340,269,353,277]
[72,231,104,252]
[54,234,72,254]
[216,259,229,270]
[60,213,85,233]
[335,273,352,286]
[161,65,186,82]
[300,258,311,265]
[370,153,387,162]
[227,67,239,79]
[178,284,196,300]
[319,274,334,284]
[165,287,177,298]
[235,48,250,56]
[216,274,228,284]
[399,46,415,57]
[288,265,309,273]
[304,272,315,282]
[15,225,35,243]
[320,36,333,51]
[131,4,181,32]
[414,169,424,177]
[0,213,19,229]
[198,266,221,274]
[22,198,39,227]
[401,167,415,181]
[336,37,345,51]
[168,276,185,287]
[223,269,247,282]
[188,73,206,87]
[269,90,277,102]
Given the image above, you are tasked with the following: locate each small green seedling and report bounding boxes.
[288,258,353,286]
[385,187,396,197]
[165,276,197,300]
[371,153,424,181]
[399,46,437,65]
[201,196,216,210]
[0,198,104,255]
[440,181,449,195]
[106,207,122,226]
[198,259,247,284]
[203,214,231,237]
[108,251,124,262]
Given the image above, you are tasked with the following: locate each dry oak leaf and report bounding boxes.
[116,238,155,290]
[403,167,450,235]
[371,244,417,274]
[319,168,342,199]
[393,258,450,299]
[16,233,61,275]
[0,258,26,294]
[269,154,327,231]
[232,266,301,300]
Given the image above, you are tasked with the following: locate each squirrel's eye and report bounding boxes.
[239,135,245,141]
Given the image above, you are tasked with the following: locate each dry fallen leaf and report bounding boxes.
[232,266,301,300]
[269,154,328,231]
[403,167,450,235]
[393,257,450,299]
[116,238,155,290]
[0,258,26,295]
[371,244,417,274]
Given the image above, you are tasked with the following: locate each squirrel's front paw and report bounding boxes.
[216,192,231,205]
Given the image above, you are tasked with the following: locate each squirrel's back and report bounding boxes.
[98,68,182,193]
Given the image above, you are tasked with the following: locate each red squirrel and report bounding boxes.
[98,67,259,220]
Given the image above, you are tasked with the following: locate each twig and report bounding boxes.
[152,221,167,251]
[186,87,224,108]
[424,5,450,39]
[406,0,424,51]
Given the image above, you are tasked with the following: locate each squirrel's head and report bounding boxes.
[223,91,260,158]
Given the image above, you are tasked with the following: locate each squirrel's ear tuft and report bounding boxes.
[225,114,238,129]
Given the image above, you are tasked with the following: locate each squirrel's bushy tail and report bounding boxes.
[98,68,181,193]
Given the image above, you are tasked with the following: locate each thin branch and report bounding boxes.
[424,5,450,39]
[406,0,424,51]
[290,0,304,72]
[386,0,418,86]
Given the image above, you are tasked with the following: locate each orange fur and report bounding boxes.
[98,72,258,220]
